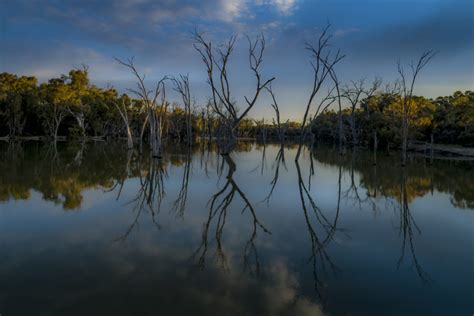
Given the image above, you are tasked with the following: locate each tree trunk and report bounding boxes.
[350,111,357,146]
[401,111,408,166]
[373,131,378,166]
[54,120,60,140]
[149,111,162,158]
[126,125,134,150]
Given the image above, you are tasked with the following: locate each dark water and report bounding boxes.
[0,141,472,316]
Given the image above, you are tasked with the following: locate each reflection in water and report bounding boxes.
[262,143,287,204]
[295,158,342,303]
[114,153,167,242]
[0,141,472,315]
[193,154,271,275]
[397,168,430,283]
[172,147,192,218]
[1,141,472,210]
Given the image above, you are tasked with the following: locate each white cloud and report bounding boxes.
[256,0,297,15]
[220,0,247,22]
[272,0,297,15]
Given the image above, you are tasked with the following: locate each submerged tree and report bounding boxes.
[112,94,135,150]
[265,83,288,142]
[296,24,344,161]
[116,57,169,158]
[172,74,194,144]
[193,31,275,154]
[342,78,382,146]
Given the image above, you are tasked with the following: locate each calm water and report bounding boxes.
[0,141,473,316]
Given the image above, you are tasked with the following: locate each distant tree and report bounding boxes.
[0,73,38,138]
[397,50,437,165]
[66,67,91,137]
[37,77,74,139]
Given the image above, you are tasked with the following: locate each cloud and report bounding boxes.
[334,27,360,38]
[220,0,247,22]
[2,0,472,115]
[272,0,298,15]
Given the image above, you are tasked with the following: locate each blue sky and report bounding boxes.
[1,0,473,119]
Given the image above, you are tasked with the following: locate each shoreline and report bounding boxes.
[2,136,473,160]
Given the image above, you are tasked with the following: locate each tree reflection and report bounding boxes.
[295,157,343,303]
[396,168,430,283]
[312,147,474,209]
[114,152,167,242]
[1,141,471,211]
[172,147,192,218]
[193,154,271,275]
[261,143,287,204]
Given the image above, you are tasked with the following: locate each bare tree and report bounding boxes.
[265,83,287,142]
[397,50,437,166]
[115,57,169,158]
[172,74,194,144]
[342,79,365,146]
[112,96,134,150]
[361,78,383,162]
[193,31,275,154]
[364,77,383,117]
[343,77,383,147]
[296,24,345,161]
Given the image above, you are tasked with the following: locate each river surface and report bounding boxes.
[0,141,472,316]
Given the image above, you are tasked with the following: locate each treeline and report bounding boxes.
[1,70,472,147]
[0,69,300,142]
[311,90,474,148]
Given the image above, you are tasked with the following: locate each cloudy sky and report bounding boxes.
[1,0,473,119]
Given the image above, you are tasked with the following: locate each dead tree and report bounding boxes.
[363,77,383,119]
[265,83,287,142]
[112,96,134,150]
[362,78,383,162]
[193,31,275,154]
[172,74,193,144]
[342,80,365,146]
[397,51,436,166]
[296,24,345,161]
[115,57,169,158]
[343,77,382,147]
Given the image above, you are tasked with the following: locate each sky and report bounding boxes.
[1,0,473,120]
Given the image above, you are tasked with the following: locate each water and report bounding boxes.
[0,141,472,316]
